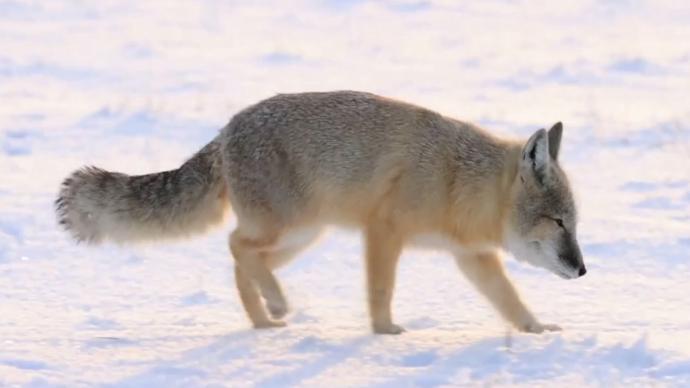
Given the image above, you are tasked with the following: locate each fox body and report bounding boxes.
[56,91,585,334]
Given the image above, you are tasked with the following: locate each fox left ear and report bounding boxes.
[548,122,563,160]
[521,128,550,185]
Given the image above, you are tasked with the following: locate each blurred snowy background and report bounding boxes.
[1,0,689,386]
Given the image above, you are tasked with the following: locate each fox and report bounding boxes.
[55,91,585,334]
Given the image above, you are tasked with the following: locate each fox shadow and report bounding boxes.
[110,324,374,388]
[111,326,690,387]
[376,333,688,387]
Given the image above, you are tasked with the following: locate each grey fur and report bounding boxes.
[220,91,508,225]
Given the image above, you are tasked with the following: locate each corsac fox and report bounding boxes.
[56,91,585,334]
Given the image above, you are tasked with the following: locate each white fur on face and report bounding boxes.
[503,227,578,279]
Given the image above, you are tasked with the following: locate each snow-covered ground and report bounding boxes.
[1,1,689,386]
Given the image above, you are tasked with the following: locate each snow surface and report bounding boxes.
[1,0,689,386]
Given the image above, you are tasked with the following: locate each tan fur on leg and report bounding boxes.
[456,250,559,333]
[230,230,288,322]
[234,265,285,328]
[365,221,404,334]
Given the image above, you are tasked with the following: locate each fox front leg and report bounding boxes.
[364,222,405,334]
[456,250,561,333]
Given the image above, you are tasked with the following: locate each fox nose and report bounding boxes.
[578,266,587,277]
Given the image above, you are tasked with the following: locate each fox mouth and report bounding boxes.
[551,266,579,279]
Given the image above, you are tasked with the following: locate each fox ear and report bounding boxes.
[521,128,550,184]
[548,122,563,160]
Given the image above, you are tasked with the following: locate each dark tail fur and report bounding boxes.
[55,139,228,244]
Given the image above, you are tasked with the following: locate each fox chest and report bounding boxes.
[409,233,496,257]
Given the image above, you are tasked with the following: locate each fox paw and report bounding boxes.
[373,323,406,335]
[521,322,562,334]
[266,300,288,319]
[253,319,287,329]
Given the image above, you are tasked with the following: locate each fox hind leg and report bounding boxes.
[230,225,321,327]
[261,228,321,319]
[230,227,289,327]
[234,264,285,328]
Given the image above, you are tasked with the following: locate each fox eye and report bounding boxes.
[544,216,565,228]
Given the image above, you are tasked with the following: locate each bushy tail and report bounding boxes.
[55,139,229,244]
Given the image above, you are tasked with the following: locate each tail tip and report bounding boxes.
[55,166,108,244]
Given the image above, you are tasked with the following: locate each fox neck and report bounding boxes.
[445,141,522,248]
[499,142,525,249]
[493,142,523,244]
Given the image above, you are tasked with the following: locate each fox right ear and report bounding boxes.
[521,129,550,185]
[547,122,563,160]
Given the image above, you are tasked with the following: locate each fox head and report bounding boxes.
[504,122,586,279]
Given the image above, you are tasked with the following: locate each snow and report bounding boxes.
[1,0,689,386]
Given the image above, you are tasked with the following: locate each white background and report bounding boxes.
[1,1,689,386]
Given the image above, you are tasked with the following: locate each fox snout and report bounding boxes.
[558,235,586,278]
[557,259,586,279]
[559,249,586,279]
[558,261,586,279]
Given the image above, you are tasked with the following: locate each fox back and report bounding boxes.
[222,92,515,240]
